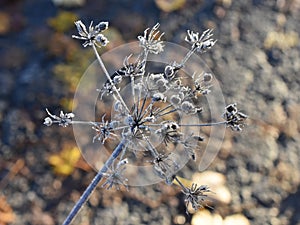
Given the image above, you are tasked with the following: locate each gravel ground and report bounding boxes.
[0,0,299,225]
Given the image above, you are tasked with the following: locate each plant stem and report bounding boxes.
[180,48,196,66]
[62,139,126,225]
[92,44,130,113]
[174,176,188,192]
[179,121,227,127]
[146,121,227,127]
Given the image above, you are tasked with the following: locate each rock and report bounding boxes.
[283,119,298,138]
[286,102,300,129]
[191,210,223,225]
[266,102,287,128]
[223,214,250,225]
[173,215,186,224]
[192,171,226,186]
[214,185,232,205]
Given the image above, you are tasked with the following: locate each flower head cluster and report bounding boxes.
[185,29,217,52]
[223,103,248,131]
[44,108,74,127]
[138,23,164,54]
[44,21,248,223]
[182,183,211,213]
[72,20,109,48]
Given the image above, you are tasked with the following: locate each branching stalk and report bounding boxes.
[92,44,130,113]
[62,140,126,225]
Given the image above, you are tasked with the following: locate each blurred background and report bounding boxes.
[0,0,299,224]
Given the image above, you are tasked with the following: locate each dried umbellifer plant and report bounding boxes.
[44,20,247,225]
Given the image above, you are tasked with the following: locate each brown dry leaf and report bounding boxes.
[155,0,186,12]
[0,195,15,225]
[0,12,10,35]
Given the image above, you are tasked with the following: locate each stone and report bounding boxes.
[191,210,223,225]
[223,214,250,225]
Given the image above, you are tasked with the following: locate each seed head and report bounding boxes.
[185,29,217,52]
[223,103,248,131]
[44,109,74,127]
[182,183,211,213]
[72,20,109,48]
[138,23,164,54]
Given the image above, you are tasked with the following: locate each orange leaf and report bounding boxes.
[0,196,15,224]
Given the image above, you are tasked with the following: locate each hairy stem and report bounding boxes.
[62,140,126,225]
